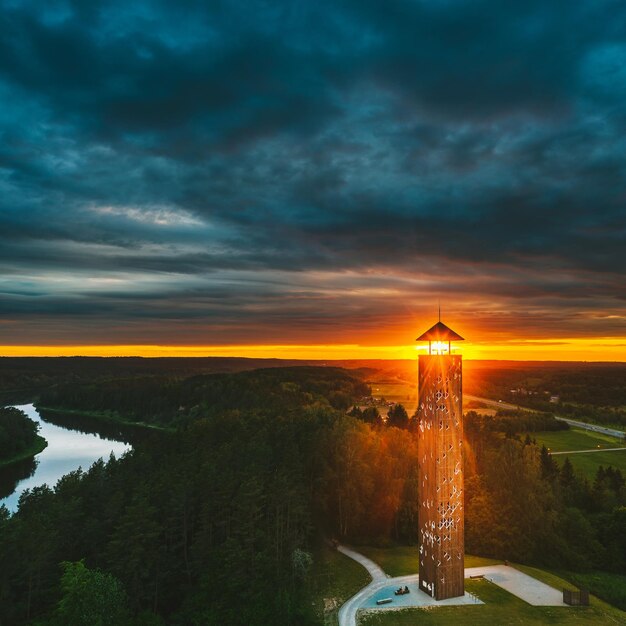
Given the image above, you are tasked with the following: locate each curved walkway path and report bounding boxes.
[337,546,479,626]
[337,545,388,584]
[337,546,566,626]
[336,545,389,626]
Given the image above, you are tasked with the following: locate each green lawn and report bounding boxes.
[360,578,625,626]
[354,545,501,578]
[310,545,371,626]
[530,428,626,478]
[530,429,623,452]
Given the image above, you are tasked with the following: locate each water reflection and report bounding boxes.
[0,455,38,501]
[37,408,148,442]
[0,404,131,512]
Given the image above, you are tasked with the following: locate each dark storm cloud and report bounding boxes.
[0,0,625,344]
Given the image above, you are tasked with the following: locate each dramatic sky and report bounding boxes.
[1,0,625,360]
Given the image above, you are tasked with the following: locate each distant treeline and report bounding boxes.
[464,362,626,406]
[476,408,569,436]
[463,362,626,427]
[0,356,317,400]
[5,357,626,427]
[38,366,370,427]
[519,400,626,429]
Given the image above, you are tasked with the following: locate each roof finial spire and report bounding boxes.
[438,299,441,323]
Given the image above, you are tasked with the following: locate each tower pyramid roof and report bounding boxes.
[416,321,464,342]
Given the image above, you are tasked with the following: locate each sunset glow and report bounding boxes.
[1,337,624,361]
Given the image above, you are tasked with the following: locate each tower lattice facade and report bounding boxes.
[416,322,464,600]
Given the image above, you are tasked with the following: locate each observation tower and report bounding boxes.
[416,317,465,600]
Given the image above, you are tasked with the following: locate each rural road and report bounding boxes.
[465,394,518,411]
[465,394,625,439]
[550,447,626,455]
[552,417,625,439]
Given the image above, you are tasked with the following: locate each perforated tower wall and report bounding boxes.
[417,354,464,600]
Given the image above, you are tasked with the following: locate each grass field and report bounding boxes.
[531,429,623,452]
[530,428,626,478]
[354,545,500,578]
[367,380,418,416]
[360,577,625,626]
[365,378,496,417]
[311,545,371,625]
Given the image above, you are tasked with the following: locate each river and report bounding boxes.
[0,404,132,512]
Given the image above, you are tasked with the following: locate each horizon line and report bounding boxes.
[0,339,625,362]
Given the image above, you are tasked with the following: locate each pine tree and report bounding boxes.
[386,404,409,429]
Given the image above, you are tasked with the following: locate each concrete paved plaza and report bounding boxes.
[337,546,568,626]
[465,565,567,606]
[361,579,482,609]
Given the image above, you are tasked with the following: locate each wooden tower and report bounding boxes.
[416,320,465,600]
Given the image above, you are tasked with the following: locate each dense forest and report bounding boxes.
[464,410,625,572]
[0,407,44,465]
[0,357,312,405]
[4,356,625,427]
[37,367,369,427]
[0,366,624,624]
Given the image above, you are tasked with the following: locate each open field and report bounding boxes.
[530,428,623,452]
[369,381,416,404]
[364,376,497,416]
[366,380,418,416]
[530,428,626,478]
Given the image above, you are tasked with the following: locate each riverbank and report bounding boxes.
[0,434,48,468]
[36,406,175,432]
